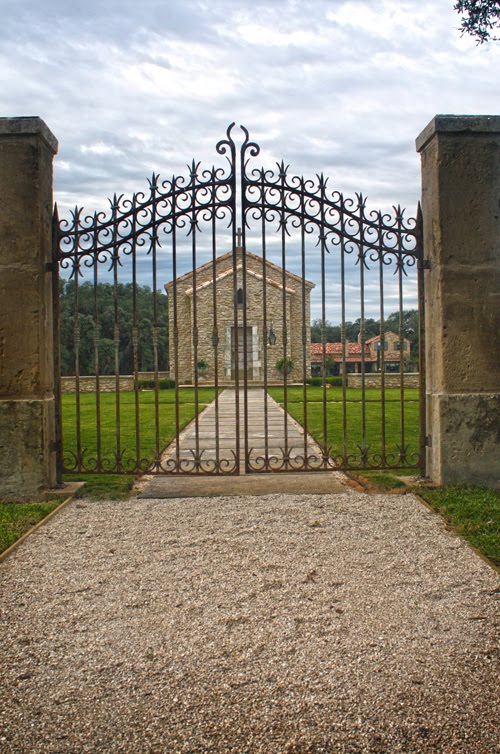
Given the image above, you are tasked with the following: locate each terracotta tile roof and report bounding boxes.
[310,342,376,363]
[310,342,367,355]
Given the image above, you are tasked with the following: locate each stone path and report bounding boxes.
[138,388,345,497]
[163,388,323,471]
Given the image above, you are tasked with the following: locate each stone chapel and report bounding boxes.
[165,247,315,384]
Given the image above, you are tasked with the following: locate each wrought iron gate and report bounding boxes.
[53,125,425,478]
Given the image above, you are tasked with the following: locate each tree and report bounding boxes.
[59,280,169,376]
[454,0,500,43]
[310,319,340,343]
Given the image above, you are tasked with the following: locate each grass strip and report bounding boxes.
[0,501,63,555]
[64,474,134,500]
[415,485,500,567]
[350,471,409,491]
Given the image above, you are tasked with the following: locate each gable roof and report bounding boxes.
[365,331,410,344]
[165,249,315,290]
[185,264,296,296]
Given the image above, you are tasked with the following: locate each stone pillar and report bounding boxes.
[416,115,500,488]
[0,117,58,500]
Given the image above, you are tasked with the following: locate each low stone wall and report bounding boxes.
[60,372,170,394]
[347,373,419,389]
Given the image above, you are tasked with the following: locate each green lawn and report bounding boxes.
[0,501,62,554]
[275,386,420,403]
[416,485,500,566]
[62,388,219,472]
[65,474,135,500]
[267,386,420,467]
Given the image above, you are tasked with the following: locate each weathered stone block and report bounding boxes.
[0,398,57,500]
[427,393,500,488]
[0,266,54,398]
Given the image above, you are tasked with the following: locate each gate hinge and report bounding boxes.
[45,261,55,273]
[50,439,62,453]
[425,434,432,447]
[421,259,431,271]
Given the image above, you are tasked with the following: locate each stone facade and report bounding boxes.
[0,118,58,500]
[165,249,314,384]
[364,332,411,371]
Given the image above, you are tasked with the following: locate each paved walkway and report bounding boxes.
[0,490,498,753]
[139,388,345,497]
[162,388,323,471]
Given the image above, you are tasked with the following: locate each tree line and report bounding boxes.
[59,281,169,376]
[59,281,420,375]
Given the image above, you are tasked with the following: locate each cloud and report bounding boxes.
[1,0,498,323]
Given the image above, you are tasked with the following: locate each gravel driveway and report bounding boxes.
[0,490,498,753]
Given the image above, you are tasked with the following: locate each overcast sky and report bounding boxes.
[2,0,499,322]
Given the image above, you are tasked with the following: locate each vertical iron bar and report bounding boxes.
[417,203,426,477]
[300,183,308,467]
[261,174,269,466]
[171,179,181,470]
[340,196,348,463]
[211,201,220,470]
[190,172,200,468]
[241,225,249,473]
[231,243,240,473]
[231,147,239,473]
[319,181,328,463]
[73,231,82,471]
[131,195,140,473]
[239,136,251,473]
[280,172,289,465]
[358,199,367,463]
[397,215,405,464]
[51,206,63,484]
[111,200,121,471]
[151,182,160,468]
[377,213,386,466]
[92,213,102,472]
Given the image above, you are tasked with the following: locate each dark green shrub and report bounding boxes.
[327,376,343,387]
[138,379,155,389]
[159,379,176,390]
[275,357,294,375]
[307,377,323,386]
[138,378,176,390]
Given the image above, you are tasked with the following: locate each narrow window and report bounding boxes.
[236,287,244,307]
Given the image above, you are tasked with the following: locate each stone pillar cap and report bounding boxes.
[0,116,58,154]
[416,114,500,152]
